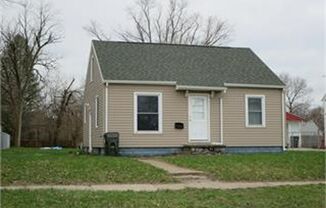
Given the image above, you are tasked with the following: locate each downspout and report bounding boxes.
[219,89,226,145]
[219,96,224,144]
[88,111,92,153]
[105,82,109,133]
[282,89,286,151]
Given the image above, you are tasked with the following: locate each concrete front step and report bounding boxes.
[182,144,226,154]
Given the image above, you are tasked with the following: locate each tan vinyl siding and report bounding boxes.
[83,48,105,148]
[107,85,221,147]
[210,94,220,143]
[223,88,282,146]
[108,85,187,147]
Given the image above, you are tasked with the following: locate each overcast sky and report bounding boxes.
[2,0,325,106]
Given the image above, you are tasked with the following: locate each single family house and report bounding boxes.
[83,40,286,155]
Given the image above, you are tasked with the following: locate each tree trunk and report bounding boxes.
[53,114,63,146]
[14,104,23,147]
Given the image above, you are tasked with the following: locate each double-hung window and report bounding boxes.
[245,95,265,127]
[134,92,162,133]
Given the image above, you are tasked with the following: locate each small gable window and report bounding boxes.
[134,92,162,133]
[245,95,265,127]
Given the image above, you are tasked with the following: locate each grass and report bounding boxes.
[162,151,326,181]
[1,185,325,208]
[0,148,173,185]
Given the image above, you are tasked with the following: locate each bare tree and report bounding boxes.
[42,75,83,146]
[0,2,62,146]
[85,0,231,46]
[308,106,324,134]
[52,79,80,146]
[279,73,312,116]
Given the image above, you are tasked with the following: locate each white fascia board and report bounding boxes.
[176,85,227,91]
[84,47,92,88]
[224,83,285,89]
[104,80,177,85]
[91,42,105,82]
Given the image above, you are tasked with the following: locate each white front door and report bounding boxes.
[189,95,209,141]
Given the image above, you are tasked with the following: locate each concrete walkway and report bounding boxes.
[138,158,210,182]
[137,158,204,176]
[1,181,324,192]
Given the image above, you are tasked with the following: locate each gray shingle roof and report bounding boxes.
[93,40,284,87]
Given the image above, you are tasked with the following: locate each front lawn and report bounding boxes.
[0,148,173,185]
[162,151,325,181]
[1,185,324,208]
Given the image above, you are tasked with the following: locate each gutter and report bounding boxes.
[176,85,227,91]
[103,80,227,92]
[224,83,285,89]
[104,80,177,85]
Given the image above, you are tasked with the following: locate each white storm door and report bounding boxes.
[189,96,209,141]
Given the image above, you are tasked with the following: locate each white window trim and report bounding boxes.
[95,95,99,128]
[134,92,163,134]
[245,94,266,128]
[219,96,223,144]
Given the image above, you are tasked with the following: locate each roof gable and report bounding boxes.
[92,41,284,87]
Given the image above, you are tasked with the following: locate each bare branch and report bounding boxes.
[279,73,312,117]
[84,0,231,46]
[83,20,110,41]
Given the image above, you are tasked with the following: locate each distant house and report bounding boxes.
[301,120,321,136]
[286,112,323,148]
[83,41,286,155]
[286,112,303,148]
[301,120,322,148]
